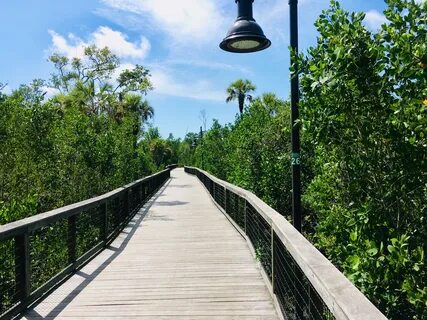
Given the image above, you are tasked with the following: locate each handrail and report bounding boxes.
[0,169,171,320]
[185,166,386,320]
[0,170,168,240]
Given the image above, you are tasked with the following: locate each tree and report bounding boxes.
[225,79,256,114]
[48,45,152,117]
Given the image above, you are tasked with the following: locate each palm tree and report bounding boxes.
[139,100,155,122]
[225,79,256,114]
[121,94,154,122]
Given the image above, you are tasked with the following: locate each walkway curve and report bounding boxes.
[23,168,279,319]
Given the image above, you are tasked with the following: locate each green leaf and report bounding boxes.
[367,248,378,256]
[350,230,358,242]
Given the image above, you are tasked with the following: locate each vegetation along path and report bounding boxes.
[23,168,279,319]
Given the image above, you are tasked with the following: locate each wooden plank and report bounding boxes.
[23,169,279,319]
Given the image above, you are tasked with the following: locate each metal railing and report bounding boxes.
[185,166,386,320]
[166,164,179,170]
[0,169,171,320]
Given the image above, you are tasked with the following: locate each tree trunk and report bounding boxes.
[238,94,244,114]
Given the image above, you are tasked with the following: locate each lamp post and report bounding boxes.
[220,0,302,232]
[200,126,204,170]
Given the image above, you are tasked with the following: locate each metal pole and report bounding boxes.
[289,3,304,318]
[200,126,204,170]
[289,0,301,232]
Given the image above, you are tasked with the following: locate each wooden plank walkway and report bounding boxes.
[23,168,279,319]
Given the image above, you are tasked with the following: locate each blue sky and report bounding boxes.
[0,0,397,138]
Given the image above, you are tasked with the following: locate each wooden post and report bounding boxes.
[15,233,31,302]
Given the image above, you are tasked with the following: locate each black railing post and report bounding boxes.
[114,196,120,231]
[244,199,247,234]
[15,233,31,303]
[101,202,108,245]
[224,187,228,213]
[67,215,77,269]
[143,183,147,203]
[271,226,275,292]
[123,190,129,219]
[138,184,143,207]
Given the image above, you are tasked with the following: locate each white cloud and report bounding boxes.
[42,86,60,99]
[49,30,86,59]
[92,27,150,59]
[150,68,224,102]
[364,10,388,30]
[163,59,252,75]
[110,63,225,101]
[48,26,150,60]
[101,0,227,45]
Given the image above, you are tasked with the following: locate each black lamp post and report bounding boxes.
[220,0,302,232]
[200,126,204,170]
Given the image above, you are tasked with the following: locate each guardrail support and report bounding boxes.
[244,199,247,234]
[67,216,77,269]
[101,202,108,245]
[124,190,129,218]
[15,233,31,302]
[224,187,228,213]
[271,226,275,291]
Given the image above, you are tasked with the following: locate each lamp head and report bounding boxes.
[220,0,271,53]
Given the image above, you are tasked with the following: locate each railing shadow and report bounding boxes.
[168,184,192,188]
[23,179,172,319]
[154,200,189,206]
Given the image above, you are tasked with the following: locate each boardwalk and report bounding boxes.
[23,169,279,319]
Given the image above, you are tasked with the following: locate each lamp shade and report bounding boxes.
[220,0,271,53]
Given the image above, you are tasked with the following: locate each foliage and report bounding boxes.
[298,1,426,318]
[0,46,174,225]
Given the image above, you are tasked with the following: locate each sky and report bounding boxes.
[0,0,410,138]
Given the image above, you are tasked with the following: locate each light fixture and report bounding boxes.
[220,0,271,53]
